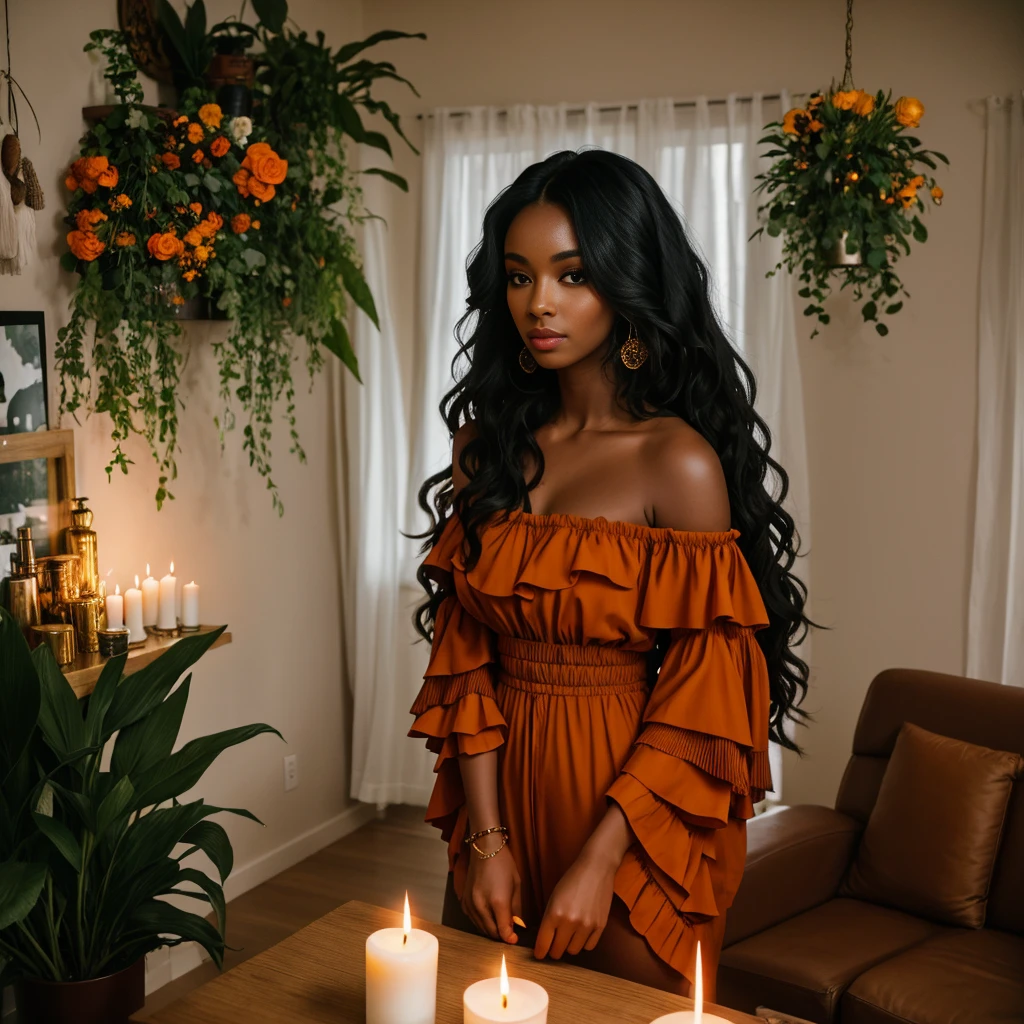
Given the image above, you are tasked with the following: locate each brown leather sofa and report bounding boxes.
[716,668,1024,1023]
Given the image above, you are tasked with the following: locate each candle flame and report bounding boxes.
[135,574,139,589]
[170,561,175,575]
[115,583,120,596]
[190,580,195,586]
[402,892,411,943]
[500,954,509,1008]
[693,940,703,1024]
[146,563,150,577]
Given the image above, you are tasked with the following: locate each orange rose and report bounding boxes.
[233,167,251,197]
[247,177,276,202]
[147,232,185,261]
[782,108,809,135]
[894,96,924,128]
[205,211,224,232]
[80,177,98,194]
[115,231,136,247]
[852,90,875,116]
[97,164,119,188]
[160,152,181,170]
[65,173,80,191]
[76,208,108,230]
[248,150,287,186]
[66,229,105,261]
[231,213,251,234]
[240,142,272,171]
[198,103,223,129]
[831,90,858,111]
[187,123,205,144]
[209,136,230,158]
[183,228,204,246]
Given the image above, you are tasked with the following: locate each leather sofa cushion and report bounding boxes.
[717,898,943,1023]
[838,722,1022,928]
[840,928,1024,1023]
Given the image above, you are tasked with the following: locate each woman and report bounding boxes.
[408,149,813,1000]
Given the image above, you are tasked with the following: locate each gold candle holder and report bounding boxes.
[7,574,41,635]
[30,624,76,666]
[96,627,130,657]
[64,497,99,596]
[37,554,82,623]
[67,596,102,654]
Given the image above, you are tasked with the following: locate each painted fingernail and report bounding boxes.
[512,916,526,928]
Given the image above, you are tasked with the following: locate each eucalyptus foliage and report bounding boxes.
[0,611,280,984]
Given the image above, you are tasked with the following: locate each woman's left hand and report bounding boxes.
[534,848,617,960]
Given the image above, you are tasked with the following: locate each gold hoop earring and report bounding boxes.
[621,322,649,370]
[519,346,537,374]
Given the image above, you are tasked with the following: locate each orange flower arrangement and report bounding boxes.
[66,155,119,195]
[233,142,289,204]
[147,232,185,261]
[66,229,105,261]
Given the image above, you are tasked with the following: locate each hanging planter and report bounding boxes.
[751,0,949,337]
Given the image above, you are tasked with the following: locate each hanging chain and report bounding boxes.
[841,0,855,91]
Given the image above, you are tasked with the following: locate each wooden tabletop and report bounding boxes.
[133,900,760,1024]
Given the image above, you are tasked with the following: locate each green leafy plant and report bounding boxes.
[0,611,281,985]
[751,87,949,338]
[56,8,422,512]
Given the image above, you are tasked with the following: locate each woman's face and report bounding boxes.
[504,202,616,370]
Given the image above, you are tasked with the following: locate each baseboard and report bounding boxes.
[147,801,377,994]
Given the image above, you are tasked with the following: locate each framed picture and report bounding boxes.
[0,311,48,435]
[0,431,75,577]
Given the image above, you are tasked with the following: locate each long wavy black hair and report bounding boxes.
[411,149,817,752]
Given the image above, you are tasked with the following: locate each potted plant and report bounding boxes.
[0,610,281,1024]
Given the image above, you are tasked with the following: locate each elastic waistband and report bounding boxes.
[496,635,648,696]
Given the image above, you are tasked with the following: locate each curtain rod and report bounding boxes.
[415,92,802,120]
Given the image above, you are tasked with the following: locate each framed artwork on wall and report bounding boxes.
[0,310,48,435]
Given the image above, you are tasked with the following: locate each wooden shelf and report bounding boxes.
[63,625,232,698]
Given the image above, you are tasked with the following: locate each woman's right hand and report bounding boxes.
[461,832,522,944]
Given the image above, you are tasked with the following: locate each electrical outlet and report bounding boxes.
[283,754,299,792]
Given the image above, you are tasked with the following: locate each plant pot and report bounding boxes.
[824,230,863,267]
[207,53,255,89]
[217,83,252,119]
[14,957,145,1024]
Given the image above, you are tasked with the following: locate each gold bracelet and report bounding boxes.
[463,825,508,846]
[471,833,509,859]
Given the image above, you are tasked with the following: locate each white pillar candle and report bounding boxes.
[105,584,124,630]
[365,894,438,1024]
[182,581,200,628]
[125,575,145,644]
[463,956,548,1024]
[141,564,159,626]
[157,562,177,630]
[648,942,731,1024]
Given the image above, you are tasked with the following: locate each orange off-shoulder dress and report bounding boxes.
[408,508,773,988]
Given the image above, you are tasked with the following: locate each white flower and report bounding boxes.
[230,116,253,146]
[127,108,147,129]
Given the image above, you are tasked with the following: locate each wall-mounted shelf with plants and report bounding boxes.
[56,0,423,512]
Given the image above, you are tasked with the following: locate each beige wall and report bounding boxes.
[362,0,1024,806]
[0,0,366,982]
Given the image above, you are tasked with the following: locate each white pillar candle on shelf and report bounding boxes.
[365,893,438,1024]
[105,584,124,630]
[182,581,200,629]
[648,942,730,1024]
[157,562,177,630]
[124,575,144,644]
[463,956,548,1024]
[141,564,159,627]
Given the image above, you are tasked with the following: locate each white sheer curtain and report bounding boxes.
[967,91,1024,688]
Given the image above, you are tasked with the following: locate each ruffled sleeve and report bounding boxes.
[408,518,507,846]
[607,535,773,975]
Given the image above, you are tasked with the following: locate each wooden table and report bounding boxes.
[133,900,760,1024]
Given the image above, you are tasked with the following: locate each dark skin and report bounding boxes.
[451,201,731,998]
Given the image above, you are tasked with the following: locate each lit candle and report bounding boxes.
[141,564,159,627]
[365,893,438,1024]
[648,942,731,1023]
[125,575,144,644]
[181,580,200,629]
[463,955,548,1024]
[157,562,177,630]
[105,583,124,630]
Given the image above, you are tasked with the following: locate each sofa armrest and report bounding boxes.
[723,805,862,947]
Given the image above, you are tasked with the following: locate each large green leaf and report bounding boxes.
[95,776,135,839]
[184,0,207,43]
[334,30,426,66]
[0,860,46,930]
[31,812,82,872]
[104,627,226,735]
[362,167,408,192]
[251,0,287,33]
[179,820,233,882]
[126,899,226,968]
[32,644,87,762]
[129,724,282,810]
[0,609,40,777]
[84,653,127,745]
[172,866,226,934]
[110,676,192,782]
[323,319,361,382]
[338,254,379,328]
